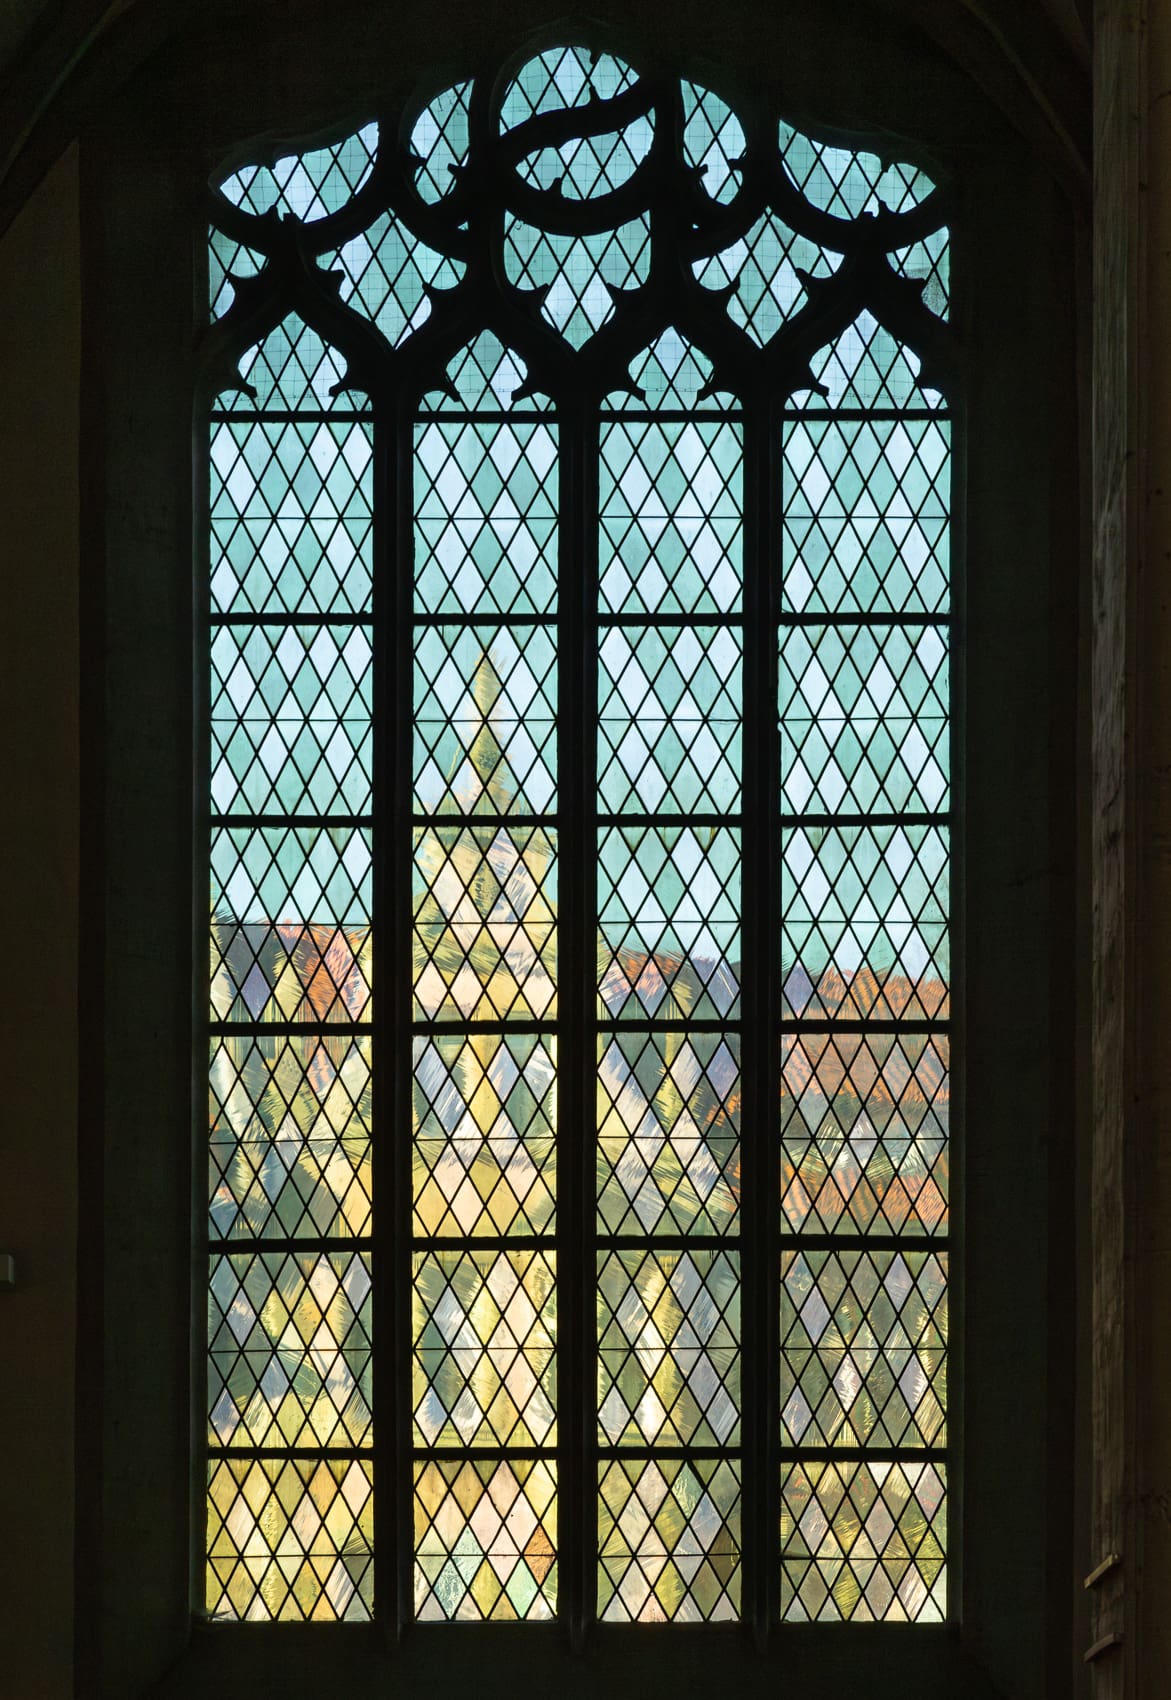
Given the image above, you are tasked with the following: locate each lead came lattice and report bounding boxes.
[204,39,953,1626]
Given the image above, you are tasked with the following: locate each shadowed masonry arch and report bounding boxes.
[0,0,1089,1694]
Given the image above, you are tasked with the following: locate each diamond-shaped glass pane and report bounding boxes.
[608,328,731,411]
[505,217,650,348]
[780,624,949,815]
[780,1460,946,1623]
[326,214,463,347]
[411,81,472,203]
[894,228,950,320]
[682,82,746,205]
[412,823,557,1020]
[209,1035,372,1240]
[412,1249,556,1446]
[516,113,654,198]
[781,824,948,1020]
[421,331,554,412]
[208,1249,372,1449]
[598,825,740,1019]
[598,1249,740,1447]
[782,1032,949,1236]
[208,226,266,321]
[501,46,638,129]
[414,420,557,616]
[414,625,557,815]
[218,123,377,221]
[694,216,841,346]
[599,1457,740,1622]
[206,1456,373,1622]
[798,311,937,411]
[778,124,937,218]
[210,825,372,1022]
[413,1033,556,1237]
[211,623,371,816]
[782,420,950,616]
[237,314,360,411]
[210,421,373,617]
[599,421,742,616]
[415,1458,557,1621]
[597,1031,739,1236]
[599,627,742,814]
[780,1249,947,1448]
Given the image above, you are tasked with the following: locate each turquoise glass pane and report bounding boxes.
[211,623,372,816]
[209,421,373,617]
[598,626,742,814]
[413,624,557,816]
[414,420,558,617]
[782,419,950,615]
[780,823,949,1021]
[779,123,937,218]
[779,624,949,815]
[599,421,742,616]
[217,123,377,221]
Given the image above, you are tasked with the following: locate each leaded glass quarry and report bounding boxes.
[203,40,953,1629]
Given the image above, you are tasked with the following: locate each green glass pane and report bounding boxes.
[217,123,377,221]
[415,1458,557,1621]
[781,1032,949,1237]
[780,623,949,815]
[325,213,463,347]
[414,625,557,816]
[208,225,266,321]
[208,1248,372,1449]
[778,122,937,218]
[236,315,360,412]
[682,82,746,205]
[694,215,841,346]
[893,228,950,320]
[501,46,638,130]
[598,626,742,814]
[607,328,733,411]
[597,1031,739,1236]
[599,1457,740,1622]
[796,310,939,410]
[414,419,558,616]
[781,1248,947,1448]
[597,824,741,1020]
[211,623,371,816]
[413,1032,556,1237]
[411,81,472,203]
[599,421,742,616]
[412,823,557,1021]
[210,824,372,1022]
[505,216,649,347]
[782,419,950,615]
[206,1456,373,1622]
[209,1034,372,1241]
[597,1249,740,1447]
[412,1249,557,1446]
[780,1460,946,1623]
[781,823,949,1021]
[516,114,653,199]
[420,331,554,412]
[210,421,373,617]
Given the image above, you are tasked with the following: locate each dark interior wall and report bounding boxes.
[0,144,80,1700]
[0,1,1096,1695]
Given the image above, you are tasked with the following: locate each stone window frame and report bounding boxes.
[76,4,1082,1695]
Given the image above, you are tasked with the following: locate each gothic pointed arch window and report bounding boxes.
[200,43,955,1633]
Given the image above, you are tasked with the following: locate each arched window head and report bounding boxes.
[202,41,953,1632]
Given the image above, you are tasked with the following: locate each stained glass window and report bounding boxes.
[203,45,953,1630]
